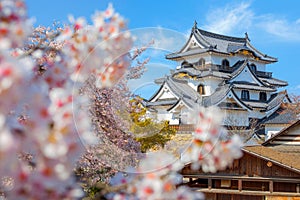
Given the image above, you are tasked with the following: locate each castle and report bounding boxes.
[145,22,293,139]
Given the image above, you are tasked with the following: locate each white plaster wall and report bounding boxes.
[232,89,261,100]
[174,52,268,71]
[210,55,266,71]
[169,118,179,125]
[222,110,249,127]
[249,62,265,72]
[155,104,192,125]
[180,107,192,124]
[230,68,261,85]
[250,91,259,100]
[187,81,198,91]
[265,124,288,139]
[186,78,221,96]
[182,55,212,65]
[233,89,271,101]
[211,55,240,67]
[159,89,175,100]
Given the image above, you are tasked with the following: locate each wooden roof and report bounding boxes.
[243,145,300,173]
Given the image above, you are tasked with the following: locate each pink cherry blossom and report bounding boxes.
[0,1,243,199]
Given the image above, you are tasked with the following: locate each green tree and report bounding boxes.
[129,98,176,152]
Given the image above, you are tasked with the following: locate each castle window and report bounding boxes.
[241,90,250,100]
[259,92,267,101]
[181,61,192,68]
[197,84,205,95]
[195,58,205,68]
[250,64,257,72]
[222,59,230,68]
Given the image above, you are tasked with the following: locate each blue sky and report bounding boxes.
[26,0,300,98]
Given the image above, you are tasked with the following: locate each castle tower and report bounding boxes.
[145,22,289,138]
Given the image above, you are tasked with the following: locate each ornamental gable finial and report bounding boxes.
[245,32,250,42]
[193,20,198,30]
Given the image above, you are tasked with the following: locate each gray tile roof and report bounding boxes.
[228,60,248,78]
[154,77,165,84]
[166,25,277,62]
[232,82,276,92]
[240,91,288,111]
[146,99,178,107]
[148,76,286,112]
[202,84,231,106]
[242,100,267,109]
[157,60,286,92]
[165,48,209,59]
[262,108,297,124]
[148,76,203,109]
[267,91,288,111]
[260,77,288,87]
[164,76,201,108]
[229,61,269,87]
[147,66,287,115]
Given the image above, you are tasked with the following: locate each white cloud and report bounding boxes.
[257,16,300,42]
[131,27,187,53]
[202,1,300,42]
[203,2,254,35]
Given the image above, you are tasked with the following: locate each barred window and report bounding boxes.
[195,58,205,68]
[222,59,230,68]
[259,92,267,101]
[250,64,257,72]
[241,90,250,100]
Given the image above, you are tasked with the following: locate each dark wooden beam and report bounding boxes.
[197,188,300,197]
[182,174,300,183]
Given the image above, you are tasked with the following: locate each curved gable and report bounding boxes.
[181,34,207,53]
[230,62,266,87]
[216,89,253,111]
[149,82,177,102]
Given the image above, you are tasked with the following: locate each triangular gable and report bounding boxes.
[242,146,300,174]
[229,62,266,87]
[177,24,211,54]
[263,120,300,146]
[167,99,191,113]
[215,89,252,111]
[181,34,206,53]
[149,82,177,102]
[217,97,247,110]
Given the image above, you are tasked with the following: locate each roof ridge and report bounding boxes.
[197,28,246,43]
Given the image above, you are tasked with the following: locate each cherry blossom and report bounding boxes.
[182,106,243,172]
[107,152,204,200]
[0,1,134,199]
[0,1,243,199]
[0,0,32,49]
